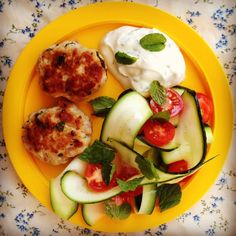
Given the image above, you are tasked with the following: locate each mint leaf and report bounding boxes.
[156,183,182,212]
[117,177,143,192]
[79,140,115,164]
[135,155,159,180]
[149,81,167,106]
[140,33,166,52]
[151,111,170,121]
[115,51,138,65]
[104,201,131,220]
[102,163,116,185]
[89,96,116,117]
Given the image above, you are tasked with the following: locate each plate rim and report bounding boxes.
[2,1,234,232]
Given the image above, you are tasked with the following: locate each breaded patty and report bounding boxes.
[38,41,107,102]
[22,101,92,165]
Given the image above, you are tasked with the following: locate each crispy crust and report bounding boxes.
[22,101,92,165]
[38,41,107,102]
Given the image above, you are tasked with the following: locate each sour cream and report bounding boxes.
[99,26,186,96]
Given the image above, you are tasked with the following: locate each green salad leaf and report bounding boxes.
[104,201,131,220]
[135,155,159,180]
[156,183,182,212]
[140,33,166,52]
[115,51,138,65]
[117,177,143,192]
[79,140,115,164]
[89,96,116,117]
[151,110,170,121]
[149,81,167,106]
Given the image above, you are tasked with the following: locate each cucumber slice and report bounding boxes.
[101,91,153,147]
[135,184,157,214]
[205,125,214,144]
[135,135,179,152]
[161,88,207,168]
[82,202,104,226]
[61,171,122,203]
[50,158,86,219]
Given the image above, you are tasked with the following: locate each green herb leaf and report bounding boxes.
[115,51,138,65]
[117,177,143,192]
[89,96,116,117]
[79,140,115,164]
[140,33,166,52]
[151,111,170,121]
[55,121,65,132]
[104,201,131,220]
[135,155,159,180]
[156,183,182,212]
[149,81,167,106]
[102,163,116,185]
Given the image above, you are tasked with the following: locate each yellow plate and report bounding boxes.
[3,2,233,233]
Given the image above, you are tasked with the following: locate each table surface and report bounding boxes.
[0,0,235,235]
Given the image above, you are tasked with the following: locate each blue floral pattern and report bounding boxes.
[0,0,235,235]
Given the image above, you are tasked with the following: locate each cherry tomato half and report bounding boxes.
[142,119,175,147]
[196,93,213,124]
[84,163,117,192]
[112,186,143,206]
[150,88,184,117]
[167,160,189,173]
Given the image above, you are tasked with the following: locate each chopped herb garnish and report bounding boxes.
[135,155,159,180]
[151,110,170,121]
[89,96,116,117]
[104,201,131,220]
[140,33,166,52]
[55,121,65,132]
[79,140,115,164]
[79,140,116,185]
[156,183,182,212]
[115,51,138,65]
[117,177,143,192]
[149,81,167,106]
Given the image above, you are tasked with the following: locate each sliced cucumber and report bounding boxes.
[135,184,157,215]
[61,171,122,204]
[205,125,214,144]
[135,135,179,152]
[50,158,87,219]
[173,86,185,96]
[101,91,153,147]
[82,202,104,226]
[161,88,207,168]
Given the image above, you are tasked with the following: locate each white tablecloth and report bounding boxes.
[0,0,235,235]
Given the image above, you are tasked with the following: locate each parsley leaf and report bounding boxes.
[156,183,182,212]
[149,81,167,106]
[135,155,159,180]
[115,51,138,65]
[89,96,116,117]
[79,140,115,164]
[139,33,166,52]
[117,177,143,192]
[104,201,131,220]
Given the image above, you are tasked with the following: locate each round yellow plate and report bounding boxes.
[3,2,233,233]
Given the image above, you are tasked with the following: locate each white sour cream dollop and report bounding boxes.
[99,26,186,96]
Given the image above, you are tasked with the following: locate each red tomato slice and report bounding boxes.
[150,88,184,117]
[112,186,143,206]
[84,163,117,192]
[196,93,213,124]
[142,119,175,147]
[167,160,188,173]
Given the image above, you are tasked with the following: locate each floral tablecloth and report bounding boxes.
[0,0,235,235]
